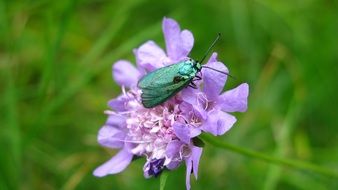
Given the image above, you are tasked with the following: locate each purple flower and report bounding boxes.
[93,17,249,190]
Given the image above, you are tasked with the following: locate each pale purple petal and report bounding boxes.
[166,140,183,158]
[173,122,201,144]
[135,40,168,72]
[163,17,179,59]
[166,161,181,170]
[207,52,218,63]
[113,60,140,87]
[202,53,229,100]
[183,145,201,190]
[106,113,126,128]
[180,30,194,57]
[191,146,202,179]
[181,88,207,119]
[165,140,184,170]
[218,83,249,112]
[185,158,192,190]
[201,110,237,136]
[178,101,194,116]
[108,95,127,112]
[97,125,125,148]
[163,17,194,62]
[178,102,206,123]
[93,148,133,177]
[181,88,199,105]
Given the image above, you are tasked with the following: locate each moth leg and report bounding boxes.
[189,82,198,89]
[193,75,202,81]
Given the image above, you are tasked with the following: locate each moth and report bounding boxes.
[138,34,230,108]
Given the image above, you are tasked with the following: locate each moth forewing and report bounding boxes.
[140,78,191,108]
[137,62,187,89]
[138,60,200,108]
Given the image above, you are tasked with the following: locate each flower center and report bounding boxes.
[123,89,180,161]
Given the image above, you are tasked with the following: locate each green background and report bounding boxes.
[1,0,338,189]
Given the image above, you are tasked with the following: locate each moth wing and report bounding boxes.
[140,79,191,108]
[138,62,186,89]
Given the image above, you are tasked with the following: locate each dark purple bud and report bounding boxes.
[144,158,165,177]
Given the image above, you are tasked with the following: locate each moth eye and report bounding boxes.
[173,76,182,83]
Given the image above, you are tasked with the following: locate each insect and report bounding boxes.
[138,33,230,108]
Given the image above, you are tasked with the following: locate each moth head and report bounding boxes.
[190,58,202,71]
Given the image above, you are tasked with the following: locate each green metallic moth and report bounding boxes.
[138,34,230,108]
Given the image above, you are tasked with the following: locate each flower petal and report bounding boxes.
[163,17,194,62]
[184,145,202,190]
[135,40,168,72]
[207,52,218,63]
[181,88,199,105]
[166,161,181,170]
[202,53,229,100]
[191,146,202,179]
[108,95,128,112]
[97,125,125,149]
[105,112,126,128]
[218,83,249,112]
[165,140,185,170]
[201,109,237,136]
[113,60,140,88]
[185,158,192,190]
[181,88,207,120]
[93,148,133,177]
[173,122,201,144]
[166,140,183,158]
[180,29,194,57]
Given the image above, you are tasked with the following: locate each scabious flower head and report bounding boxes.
[93,17,249,190]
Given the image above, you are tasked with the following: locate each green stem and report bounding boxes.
[200,133,338,178]
[160,171,169,190]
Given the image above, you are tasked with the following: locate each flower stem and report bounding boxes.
[200,133,338,178]
[160,170,169,190]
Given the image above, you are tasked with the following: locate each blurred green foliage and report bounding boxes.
[1,0,338,189]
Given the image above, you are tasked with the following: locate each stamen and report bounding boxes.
[109,138,152,143]
[121,86,126,95]
[104,110,116,115]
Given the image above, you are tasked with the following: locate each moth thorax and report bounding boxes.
[179,60,196,76]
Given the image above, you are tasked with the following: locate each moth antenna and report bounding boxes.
[199,33,221,64]
[201,65,236,79]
